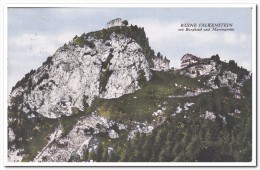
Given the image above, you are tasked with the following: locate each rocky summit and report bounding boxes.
[8,20,252,163]
[9,32,152,119]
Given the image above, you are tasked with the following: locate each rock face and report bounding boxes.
[9,32,152,118]
[8,24,168,163]
[152,57,170,71]
[179,57,251,99]
[183,60,218,78]
[34,112,116,162]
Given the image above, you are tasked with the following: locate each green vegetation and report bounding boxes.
[78,61,252,162]
[72,35,95,48]
[137,70,147,88]
[84,77,252,162]
[63,43,69,50]
[99,53,114,93]
[12,58,52,93]
[12,69,36,92]
[21,117,58,162]
[92,70,208,123]
[73,25,156,67]
[122,20,129,26]
[224,60,250,82]
[9,67,252,162]
[58,103,96,137]
[35,73,49,86]
[211,54,220,64]
[9,85,58,162]
[42,56,53,67]
[8,97,97,162]
[8,110,58,162]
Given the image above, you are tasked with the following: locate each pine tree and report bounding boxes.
[151,129,165,161]
[101,143,108,161]
[142,135,154,161]
[96,142,104,162]
[158,146,169,162]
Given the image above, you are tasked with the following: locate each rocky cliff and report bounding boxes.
[8,23,164,162]
[9,31,152,119]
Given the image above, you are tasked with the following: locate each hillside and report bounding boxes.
[8,21,252,162]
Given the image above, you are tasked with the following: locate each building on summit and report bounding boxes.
[181,53,201,67]
[107,18,124,28]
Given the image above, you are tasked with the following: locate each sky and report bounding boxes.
[8,7,252,93]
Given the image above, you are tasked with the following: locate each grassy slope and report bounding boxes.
[9,69,252,162]
[85,70,252,162]
[92,70,207,123]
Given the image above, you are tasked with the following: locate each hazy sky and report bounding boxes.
[8,7,252,93]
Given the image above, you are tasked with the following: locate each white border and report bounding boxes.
[2,2,257,167]
[0,1,5,169]
[251,2,257,168]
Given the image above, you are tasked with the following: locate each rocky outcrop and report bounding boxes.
[9,32,152,119]
[152,57,170,71]
[183,60,218,78]
[34,112,115,162]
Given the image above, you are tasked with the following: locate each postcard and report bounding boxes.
[3,2,256,167]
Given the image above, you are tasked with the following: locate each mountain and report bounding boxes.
[9,31,152,118]
[8,21,252,162]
